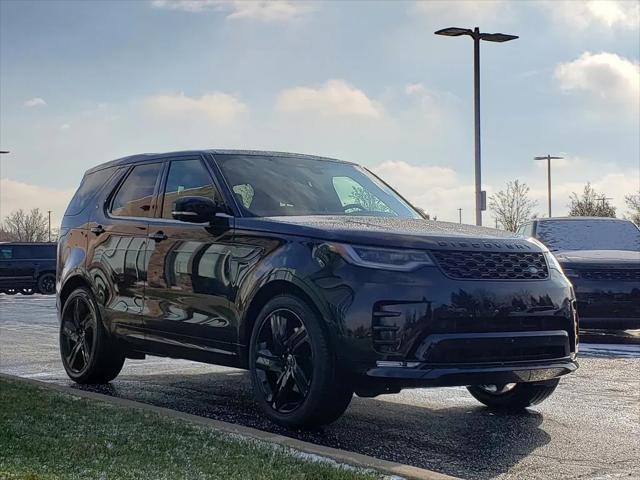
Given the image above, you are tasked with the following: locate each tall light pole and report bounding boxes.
[534,155,563,217]
[458,207,462,224]
[435,27,518,226]
[0,151,8,225]
[47,210,52,242]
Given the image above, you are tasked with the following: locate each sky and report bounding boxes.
[0,0,639,226]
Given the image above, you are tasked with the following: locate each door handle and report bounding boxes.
[149,231,168,242]
[90,225,105,235]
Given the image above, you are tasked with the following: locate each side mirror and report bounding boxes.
[172,196,222,223]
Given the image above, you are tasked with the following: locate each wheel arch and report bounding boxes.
[59,275,92,311]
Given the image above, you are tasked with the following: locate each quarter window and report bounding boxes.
[161,159,221,220]
[111,163,162,218]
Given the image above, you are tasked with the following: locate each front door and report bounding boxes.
[144,156,238,361]
[86,161,163,338]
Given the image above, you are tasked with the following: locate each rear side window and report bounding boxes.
[111,163,162,218]
[12,245,56,259]
[0,246,12,259]
[66,167,117,216]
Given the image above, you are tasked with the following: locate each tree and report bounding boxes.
[1,208,49,242]
[489,180,537,232]
[568,183,616,217]
[348,186,391,213]
[624,191,640,225]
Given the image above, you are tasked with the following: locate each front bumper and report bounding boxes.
[366,358,578,388]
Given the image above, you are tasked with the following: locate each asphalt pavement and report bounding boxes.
[1,294,638,480]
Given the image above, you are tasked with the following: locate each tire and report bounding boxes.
[59,287,125,384]
[37,273,56,295]
[249,294,353,428]
[467,378,560,410]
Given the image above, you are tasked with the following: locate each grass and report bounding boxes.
[0,378,380,480]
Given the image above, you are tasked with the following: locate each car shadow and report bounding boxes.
[72,369,551,479]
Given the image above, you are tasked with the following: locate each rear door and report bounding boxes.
[143,156,238,359]
[86,161,163,338]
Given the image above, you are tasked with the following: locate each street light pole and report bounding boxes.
[47,210,52,242]
[458,208,462,224]
[534,155,563,217]
[435,27,518,226]
[473,28,482,227]
[0,151,9,225]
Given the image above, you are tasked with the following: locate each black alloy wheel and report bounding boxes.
[60,293,97,375]
[249,295,353,428]
[254,308,313,414]
[38,273,56,295]
[59,287,125,383]
[467,378,560,410]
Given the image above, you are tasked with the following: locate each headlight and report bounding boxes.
[543,251,564,272]
[316,243,434,271]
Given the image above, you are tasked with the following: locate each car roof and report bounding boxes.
[0,242,57,246]
[535,217,633,222]
[85,149,354,175]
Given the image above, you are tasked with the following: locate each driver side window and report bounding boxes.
[332,176,392,214]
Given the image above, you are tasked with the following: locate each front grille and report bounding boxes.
[432,250,548,280]
[579,269,640,282]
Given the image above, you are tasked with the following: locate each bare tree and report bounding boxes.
[489,180,538,232]
[624,191,640,225]
[1,208,49,242]
[568,183,616,217]
[348,186,391,213]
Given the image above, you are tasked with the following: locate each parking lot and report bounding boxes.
[1,294,639,480]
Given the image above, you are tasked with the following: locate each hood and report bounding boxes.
[235,215,542,252]
[554,250,640,267]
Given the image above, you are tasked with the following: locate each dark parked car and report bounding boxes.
[57,150,578,427]
[518,217,640,330]
[0,242,57,295]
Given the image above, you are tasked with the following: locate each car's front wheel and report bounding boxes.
[467,378,560,410]
[249,295,353,428]
[59,287,125,383]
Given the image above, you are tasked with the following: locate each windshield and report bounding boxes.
[536,219,640,252]
[215,154,422,219]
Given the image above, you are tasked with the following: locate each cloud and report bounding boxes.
[276,80,383,119]
[413,0,514,25]
[371,160,476,220]
[555,52,640,110]
[0,178,74,227]
[540,0,639,30]
[143,92,247,123]
[24,97,46,108]
[150,0,314,22]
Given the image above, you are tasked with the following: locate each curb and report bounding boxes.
[0,373,458,480]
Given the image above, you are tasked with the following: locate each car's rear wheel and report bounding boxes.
[59,287,125,383]
[249,295,353,428]
[37,273,56,295]
[467,378,560,410]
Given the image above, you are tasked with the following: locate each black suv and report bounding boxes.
[0,242,57,295]
[57,150,578,427]
[518,217,640,329]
